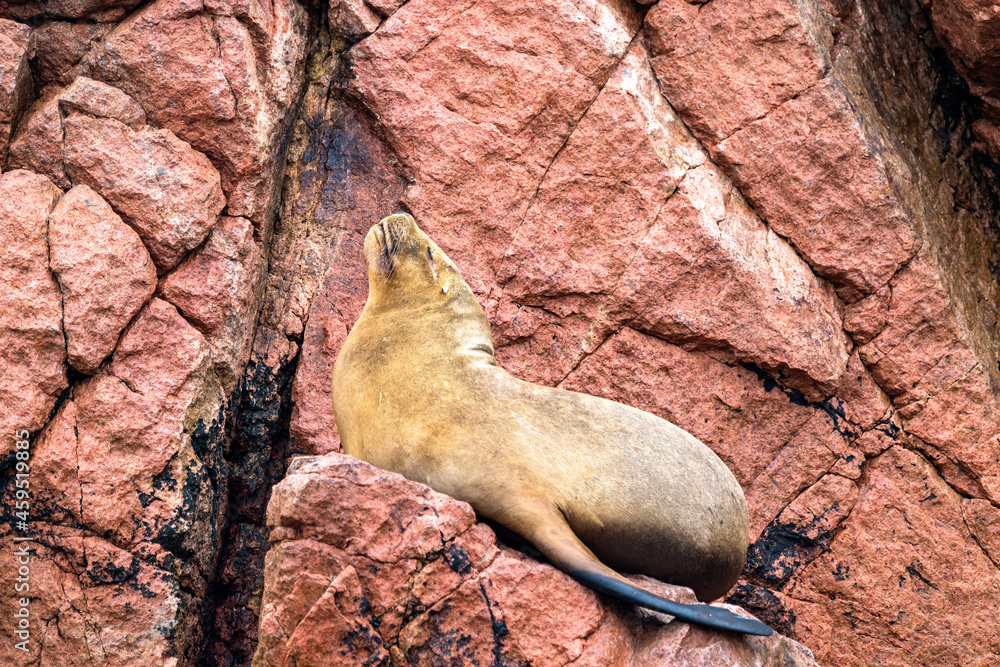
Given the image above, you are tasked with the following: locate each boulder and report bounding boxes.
[254,453,821,667]
[0,170,65,455]
[48,184,157,374]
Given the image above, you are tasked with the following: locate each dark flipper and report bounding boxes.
[570,569,773,636]
[494,500,773,636]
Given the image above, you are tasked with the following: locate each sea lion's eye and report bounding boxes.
[427,245,438,281]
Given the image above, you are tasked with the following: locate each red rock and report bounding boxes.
[364,0,405,16]
[30,398,82,524]
[905,366,1000,502]
[784,446,1000,666]
[645,0,918,301]
[63,112,226,270]
[605,158,849,402]
[0,526,193,665]
[495,41,696,305]
[10,75,209,203]
[7,88,67,188]
[834,352,892,432]
[0,170,65,454]
[773,474,859,547]
[0,0,142,21]
[75,298,224,588]
[709,80,918,300]
[489,40,849,400]
[930,0,1000,115]
[488,38,699,384]
[1,0,997,662]
[270,2,1000,665]
[843,285,891,345]
[11,77,225,269]
[859,255,979,410]
[643,0,825,145]
[28,20,111,88]
[160,215,265,393]
[0,1,306,663]
[330,0,381,39]
[349,0,642,294]
[59,75,147,128]
[962,498,1000,567]
[0,18,33,163]
[281,93,406,456]
[78,0,310,222]
[287,233,371,455]
[79,0,237,130]
[49,184,157,374]
[254,453,820,667]
[854,251,1000,504]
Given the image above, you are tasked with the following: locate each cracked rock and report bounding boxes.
[160,215,266,395]
[254,453,820,667]
[0,18,32,164]
[0,169,65,455]
[64,113,226,271]
[49,184,157,375]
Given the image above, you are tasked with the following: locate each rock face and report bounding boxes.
[0,0,309,664]
[928,0,1000,159]
[255,453,820,667]
[0,19,32,163]
[257,0,1000,666]
[0,170,65,454]
[1,0,999,665]
[49,184,157,374]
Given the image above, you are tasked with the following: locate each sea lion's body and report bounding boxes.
[333,214,769,635]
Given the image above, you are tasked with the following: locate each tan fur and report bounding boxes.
[332,213,749,602]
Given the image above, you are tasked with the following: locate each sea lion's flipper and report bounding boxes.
[515,504,773,636]
[569,569,773,636]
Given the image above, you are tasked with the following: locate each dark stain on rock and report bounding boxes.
[745,515,836,588]
[198,352,298,666]
[725,582,797,638]
[86,553,141,585]
[741,363,856,436]
[819,396,857,439]
[444,543,473,575]
[154,465,208,563]
[479,580,522,667]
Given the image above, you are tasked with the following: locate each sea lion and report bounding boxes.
[332,213,771,636]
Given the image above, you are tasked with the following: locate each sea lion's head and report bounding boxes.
[363,213,460,304]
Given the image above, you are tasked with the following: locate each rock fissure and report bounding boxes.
[401,0,478,65]
[600,167,686,309]
[477,579,508,667]
[962,514,1000,570]
[73,546,107,666]
[491,26,648,301]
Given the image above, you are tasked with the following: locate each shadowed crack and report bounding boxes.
[478,579,511,667]
[199,17,409,665]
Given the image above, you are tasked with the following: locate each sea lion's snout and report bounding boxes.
[365,213,416,278]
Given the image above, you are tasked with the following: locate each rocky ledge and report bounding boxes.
[254,453,818,667]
